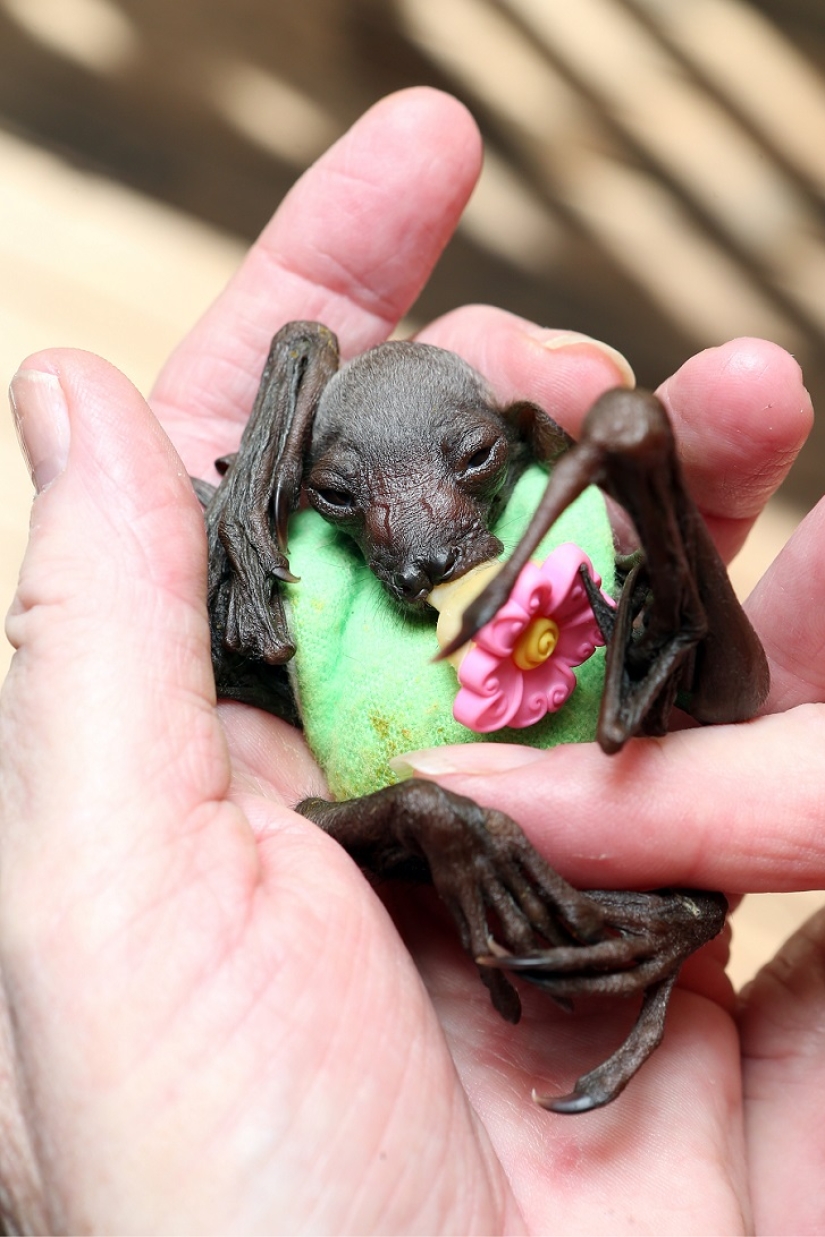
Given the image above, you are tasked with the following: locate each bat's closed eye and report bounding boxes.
[455,435,507,486]
[465,444,495,470]
[313,487,355,511]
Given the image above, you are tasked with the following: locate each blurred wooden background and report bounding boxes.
[0,0,823,985]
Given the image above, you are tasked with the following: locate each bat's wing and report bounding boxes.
[203,320,339,669]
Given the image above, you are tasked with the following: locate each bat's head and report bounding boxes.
[305,342,529,608]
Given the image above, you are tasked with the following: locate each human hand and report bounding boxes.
[0,86,821,1234]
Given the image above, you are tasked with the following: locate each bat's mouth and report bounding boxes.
[380,579,437,613]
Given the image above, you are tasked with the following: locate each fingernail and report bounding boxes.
[10,368,70,493]
[389,746,546,779]
[542,332,636,389]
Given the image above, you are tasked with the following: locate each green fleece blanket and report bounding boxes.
[283,466,614,800]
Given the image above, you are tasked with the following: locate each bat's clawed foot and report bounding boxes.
[480,888,727,1110]
[398,789,611,1022]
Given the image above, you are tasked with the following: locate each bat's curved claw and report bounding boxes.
[533,1086,602,1115]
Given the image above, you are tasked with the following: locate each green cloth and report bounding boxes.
[283,466,615,800]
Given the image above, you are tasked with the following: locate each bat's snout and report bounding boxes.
[392,546,459,604]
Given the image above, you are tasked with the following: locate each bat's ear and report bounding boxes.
[499,399,574,465]
[191,476,217,510]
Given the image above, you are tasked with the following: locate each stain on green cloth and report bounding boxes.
[283,466,615,800]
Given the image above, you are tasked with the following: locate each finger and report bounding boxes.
[0,350,233,1230]
[151,88,483,476]
[2,349,228,873]
[745,497,825,713]
[739,906,825,1234]
[656,338,812,562]
[415,304,636,425]
[391,706,825,894]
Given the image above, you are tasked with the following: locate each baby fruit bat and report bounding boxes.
[197,320,768,1113]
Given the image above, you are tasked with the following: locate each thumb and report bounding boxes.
[2,349,228,863]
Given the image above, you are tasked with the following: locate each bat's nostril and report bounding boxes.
[430,546,458,583]
[393,563,431,602]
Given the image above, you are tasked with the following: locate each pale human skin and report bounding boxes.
[1,86,824,1234]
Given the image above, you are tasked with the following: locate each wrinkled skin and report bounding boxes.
[1,88,825,1234]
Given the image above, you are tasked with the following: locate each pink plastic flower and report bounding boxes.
[453,543,611,732]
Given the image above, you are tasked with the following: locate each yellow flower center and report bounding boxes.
[512,617,559,670]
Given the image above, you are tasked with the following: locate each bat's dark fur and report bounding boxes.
[197,320,767,1112]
